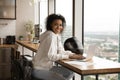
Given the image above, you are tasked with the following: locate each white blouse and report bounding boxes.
[32,31,73,70]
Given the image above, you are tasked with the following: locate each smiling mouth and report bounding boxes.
[56,30,61,32]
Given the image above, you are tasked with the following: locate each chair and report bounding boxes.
[22,55,66,80]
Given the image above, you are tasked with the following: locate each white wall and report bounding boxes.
[0,20,16,38]
[16,0,34,40]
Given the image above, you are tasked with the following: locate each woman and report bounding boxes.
[32,14,85,80]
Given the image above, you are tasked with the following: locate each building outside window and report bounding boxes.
[84,0,120,80]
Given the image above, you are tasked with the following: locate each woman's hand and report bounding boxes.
[69,54,85,60]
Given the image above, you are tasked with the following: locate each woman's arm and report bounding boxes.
[47,34,70,61]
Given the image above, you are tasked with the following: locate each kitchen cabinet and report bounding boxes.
[0,0,16,19]
[0,44,17,80]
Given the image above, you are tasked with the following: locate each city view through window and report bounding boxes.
[84,0,119,61]
[84,0,120,80]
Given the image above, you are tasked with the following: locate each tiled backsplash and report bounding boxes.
[0,20,16,38]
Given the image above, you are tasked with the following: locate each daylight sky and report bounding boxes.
[84,0,120,32]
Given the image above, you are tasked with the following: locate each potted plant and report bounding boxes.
[24,20,34,41]
[19,36,24,40]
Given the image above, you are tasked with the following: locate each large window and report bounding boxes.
[84,0,119,79]
[55,0,73,43]
[84,0,119,61]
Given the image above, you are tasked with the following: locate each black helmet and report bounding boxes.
[64,37,83,55]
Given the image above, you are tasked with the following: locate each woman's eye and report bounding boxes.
[60,24,62,26]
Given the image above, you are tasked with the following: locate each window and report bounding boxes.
[84,0,119,79]
[84,0,119,60]
[39,0,48,33]
[55,0,73,43]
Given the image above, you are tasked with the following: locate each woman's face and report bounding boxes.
[51,19,63,34]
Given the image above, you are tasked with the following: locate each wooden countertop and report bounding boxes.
[16,40,39,52]
[0,44,17,48]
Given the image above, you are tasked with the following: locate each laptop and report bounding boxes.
[78,44,97,62]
